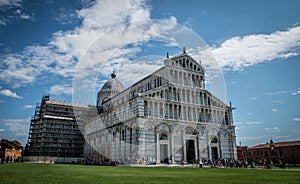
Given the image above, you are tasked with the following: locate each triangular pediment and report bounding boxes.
[164,53,205,74]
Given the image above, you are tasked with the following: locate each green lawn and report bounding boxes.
[0,163,299,184]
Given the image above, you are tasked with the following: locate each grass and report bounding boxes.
[0,163,299,184]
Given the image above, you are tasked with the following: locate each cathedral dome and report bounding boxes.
[101,72,124,92]
[97,72,124,112]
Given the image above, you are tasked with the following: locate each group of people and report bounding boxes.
[84,157,287,169]
[0,156,20,164]
[198,159,252,168]
[199,158,286,169]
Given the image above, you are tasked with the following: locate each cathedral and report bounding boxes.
[84,49,237,164]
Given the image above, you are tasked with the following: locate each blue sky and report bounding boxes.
[0,0,299,147]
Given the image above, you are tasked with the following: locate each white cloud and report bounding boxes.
[273,135,290,139]
[0,0,25,26]
[0,19,6,26]
[18,11,32,20]
[291,88,300,95]
[23,105,34,109]
[0,128,4,132]
[1,118,30,136]
[1,118,30,145]
[0,45,74,87]
[238,135,268,141]
[292,117,300,122]
[78,0,150,30]
[245,121,261,125]
[19,13,29,19]
[272,108,278,112]
[0,89,22,99]
[118,56,164,87]
[54,8,77,25]
[0,0,185,107]
[1,0,300,98]
[266,90,289,96]
[0,0,22,7]
[235,121,261,130]
[251,97,258,100]
[265,126,281,132]
[0,0,156,89]
[198,26,300,71]
[50,84,72,96]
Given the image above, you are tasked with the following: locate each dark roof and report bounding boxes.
[248,140,300,150]
[0,139,22,149]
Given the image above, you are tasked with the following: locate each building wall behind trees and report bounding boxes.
[237,140,300,166]
[0,139,22,163]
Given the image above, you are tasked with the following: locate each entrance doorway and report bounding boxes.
[160,144,168,163]
[186,140,195,163]
[211,147,218,160]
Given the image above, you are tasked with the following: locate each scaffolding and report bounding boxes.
[25,95,97,160]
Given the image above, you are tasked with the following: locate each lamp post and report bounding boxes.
[269,139,276,167]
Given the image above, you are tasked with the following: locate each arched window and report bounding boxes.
[160,134,168,140]
[225,112,229,125]
[185,127,196,135]
[211,137,218,143]
[122,130,125,141]
[144,100,148,116]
